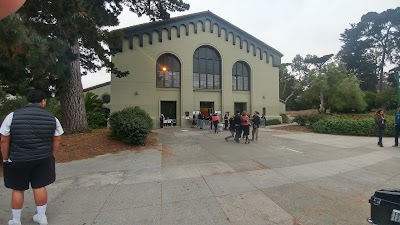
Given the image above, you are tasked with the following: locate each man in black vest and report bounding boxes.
[1,90,64,225]
[251,111,261,142]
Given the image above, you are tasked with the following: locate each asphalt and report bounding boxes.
[1,126,399,225]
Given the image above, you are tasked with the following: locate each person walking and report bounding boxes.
[251,111,261,142]
[212,113,220,133]
[393,105,400,147]
[224,114,229,130]
[241,111,251,144]
[374,108,386,148]
[225,116,235,141]
[1,90,64,225]
[233,110,242,143]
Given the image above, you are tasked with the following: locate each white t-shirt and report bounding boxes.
[0,112,64,137]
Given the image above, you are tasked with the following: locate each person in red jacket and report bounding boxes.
[241,111,251,144]
[211,113,220,133]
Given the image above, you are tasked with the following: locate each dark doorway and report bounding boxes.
[161,101,177,120]
[200,101,214,117]
[234,102,247,113]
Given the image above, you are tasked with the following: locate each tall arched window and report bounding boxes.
[156,53,181,88]
[232,61,250,91]
[193,46,221,89]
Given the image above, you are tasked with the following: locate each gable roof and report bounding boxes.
[83,81,111,92]
[115,11,283,66]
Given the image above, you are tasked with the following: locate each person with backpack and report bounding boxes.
[241,111,251,144]
[225,116,235,141]
[211,113,220,133]
[233,110,242,143]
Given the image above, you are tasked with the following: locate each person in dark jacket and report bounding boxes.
[0,90,64,225]
[224,114,229,130]
[393,105,400,147]
[225,116,235,141]
[251,111,261,142]
[374,108,386,148]
[233,110,242,143]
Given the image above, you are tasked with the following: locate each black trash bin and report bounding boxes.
[368,189,400,225]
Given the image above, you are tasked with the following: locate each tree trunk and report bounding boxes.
[319,91,325,114]
[60,38,88,134]
[379,27,391,92]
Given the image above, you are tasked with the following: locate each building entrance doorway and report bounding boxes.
[234,102,247,113]
[200,101,214,117]
[161,101,177,122]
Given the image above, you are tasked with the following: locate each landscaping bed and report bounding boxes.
[0,129,159,176]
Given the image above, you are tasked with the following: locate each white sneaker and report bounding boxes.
[33,214,48,225]
[8,220,22,225]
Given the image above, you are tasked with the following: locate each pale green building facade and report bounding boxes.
[110,11,285,128]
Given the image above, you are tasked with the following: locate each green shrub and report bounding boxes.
[266,119,281,126]
[311,116,395,137]
[293,114,324,126]
[280,114,289,123]
[87,111,108,129]
[375,88,397,110]
[46,98,62,120]
[109,106,153,145]
[0,97,28,122]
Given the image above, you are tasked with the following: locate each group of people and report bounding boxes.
[374,105,400,148]
[225,110,261,144]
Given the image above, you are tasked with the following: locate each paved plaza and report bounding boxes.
[1,126,400,225]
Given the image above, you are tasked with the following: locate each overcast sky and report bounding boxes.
[82,0,400,88]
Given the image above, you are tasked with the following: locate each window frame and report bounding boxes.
[156,53,181,88]
[193,46,221,89]
[232,61,250,91]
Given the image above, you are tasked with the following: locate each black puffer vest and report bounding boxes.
[9,104,56,162]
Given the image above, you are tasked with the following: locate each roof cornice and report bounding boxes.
[114,11,283,66]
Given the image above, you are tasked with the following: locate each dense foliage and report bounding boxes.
[312,116,395,137]
[109,107,153,145]
[266,119,282,126]
[84,92,109,129]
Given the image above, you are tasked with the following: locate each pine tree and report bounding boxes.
[18,0,190,134]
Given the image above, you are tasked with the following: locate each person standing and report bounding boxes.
[251,111,261,142]
[224,114,229,130]
[234,110,242,143]
[160,114,165,128]
[393,105,400,147]
[241,111,251,144]
[225,116,235,141]
[374,108,386,148]
[1,90,64,225]
[198,113,204,129]
[212,113,220,133]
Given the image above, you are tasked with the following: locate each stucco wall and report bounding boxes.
[111,20,282,128]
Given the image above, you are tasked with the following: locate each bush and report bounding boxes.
[84,92,109,129]
[87,111,108,129]
[293,114,324,126]
[280,114,289,123]
[109,106,153,145]
[46,98,62,120]
[311,116,395,137]
[266,119,281,126]
[375,88,397,110]
[0,97,28,122]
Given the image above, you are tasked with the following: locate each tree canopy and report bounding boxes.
[10,0,190,134]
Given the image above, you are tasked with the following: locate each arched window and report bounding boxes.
[156,53,181,88]
[193,46,221,89]
[232,61,250,91]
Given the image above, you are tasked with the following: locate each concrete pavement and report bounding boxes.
[1,126,399,225]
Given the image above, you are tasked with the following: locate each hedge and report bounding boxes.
[266,119,281,126]
[311,116,395,137]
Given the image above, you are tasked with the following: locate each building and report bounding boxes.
[110,11,285,128]
[83,81,111,104]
